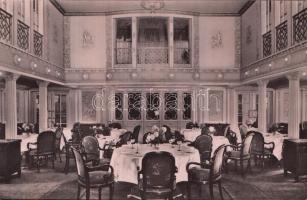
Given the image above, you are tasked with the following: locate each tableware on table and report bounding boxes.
[130,138,135,149]
[177,141,182,151]
[169,138,175,148]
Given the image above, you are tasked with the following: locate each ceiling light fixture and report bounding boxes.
[141,0,165,13]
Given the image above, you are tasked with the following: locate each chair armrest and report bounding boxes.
[186,162,201,172]
[27,142,37,150]
[87,164,114,174]
[264,142,275,151]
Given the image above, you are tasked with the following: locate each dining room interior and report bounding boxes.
[0,0,307,199]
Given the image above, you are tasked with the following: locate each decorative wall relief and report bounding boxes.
[234,17,241,68]
[246,25,252,44]
[106,16,112,68]
[208,90,223,122]
[211,31,223,49]
[193,16,199,68]
[81,30,95,49]
[82,91,97,122]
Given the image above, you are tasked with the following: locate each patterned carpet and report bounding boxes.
[0,157,307,200]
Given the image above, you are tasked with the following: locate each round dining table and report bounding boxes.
[110,143,200,184]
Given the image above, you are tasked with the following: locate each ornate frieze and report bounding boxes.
[234,17,241,68]
[0,41,64,82]
[241,41,307,82]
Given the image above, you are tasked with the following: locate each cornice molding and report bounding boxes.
[49,0,65,15]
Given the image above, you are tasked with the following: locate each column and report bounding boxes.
[67,88,80,129]
[169,16,174,68]
[37,81,49,132]
[5,74,19,139]
[287,72,301,139]
[227,87,238,132]
[257,80,269,132]
[132,17,137,68]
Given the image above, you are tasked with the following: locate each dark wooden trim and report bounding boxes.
[239,0,255,15]
[49,0,65,15]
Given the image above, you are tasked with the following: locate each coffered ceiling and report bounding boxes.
[51,0,254,15]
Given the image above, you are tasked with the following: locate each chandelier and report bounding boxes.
[140,0,165,13]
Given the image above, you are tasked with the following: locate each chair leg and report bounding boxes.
[209,182,214,200]
[37,156,40,173]
[218,180,224,200]
[58,151,62,163]
[240,159,244,177]
[98,187,102,200]
[52,155,55,169]
[187,182,191,199]
[86,186,90,200]
[109,183,114,200]
[198,184,202,197]
[64,154,69,174]
[77,184,81,200]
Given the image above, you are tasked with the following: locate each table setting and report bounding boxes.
[110,143,200,184]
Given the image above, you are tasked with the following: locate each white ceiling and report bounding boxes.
[54,0,253,15]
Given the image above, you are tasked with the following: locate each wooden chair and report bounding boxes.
[63,134,80,174]
[27,131,56,172]
[132,125,141,143]
[225,130,238,146]
[248,131,275,170]
[186,145,226,200]
[225,133,254,177]
[72,147,114,200]
[81,136,104,166]
[137,151,178,200]
[193,134,213,164]
[54,126,63,162]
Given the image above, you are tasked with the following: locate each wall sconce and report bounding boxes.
[82,73,89,80]
[46,68,51,74]
[217,73,224,79]
[131,72,138,79]
[30,62,37,70]
[169,73,175,79]
[106,73,113,80]
[14,55,21,65]
[193,72,200,80]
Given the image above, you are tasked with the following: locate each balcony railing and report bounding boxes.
[293,8,307,44]
[17,20,29,51]
[0,8,12,43]
[276,21,288,51]
[115,48,132,64]
[263,31,272,57]
[33,30,43,57]
[137,47,168,64]
[174,48,190,64]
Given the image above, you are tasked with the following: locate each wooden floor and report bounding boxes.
[0,156,307,200]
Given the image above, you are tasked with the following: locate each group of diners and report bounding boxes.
[20,120,287,200]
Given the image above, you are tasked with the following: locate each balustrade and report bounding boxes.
[263,31,272,57]
[293,8,307,44]
[33,30,43,57]
[17,20,29,51]
[276,21,288,51]
[0,8,12,43]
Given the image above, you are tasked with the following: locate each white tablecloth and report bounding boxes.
[16,134,38,153]
[110,144,200,184]
[262,133,288,160]
[181,128,201,142]
[181,129,230,156]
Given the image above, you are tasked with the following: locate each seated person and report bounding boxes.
[239,119,257,139]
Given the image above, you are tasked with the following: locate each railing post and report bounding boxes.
[132,16,137,68]
[169,16,174,68]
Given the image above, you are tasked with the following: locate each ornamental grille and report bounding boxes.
[115,48,132,64]
[262,31,272,57]
[0,8,12,43]
[33,31,43,57]
[17,20,29,51]
[137,47,168,64]
[276,21,288,51]
[293,8,307,44]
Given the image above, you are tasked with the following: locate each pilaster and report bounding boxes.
[37,80,49,132]
[287,72,301,139]
[257,79,269,132]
